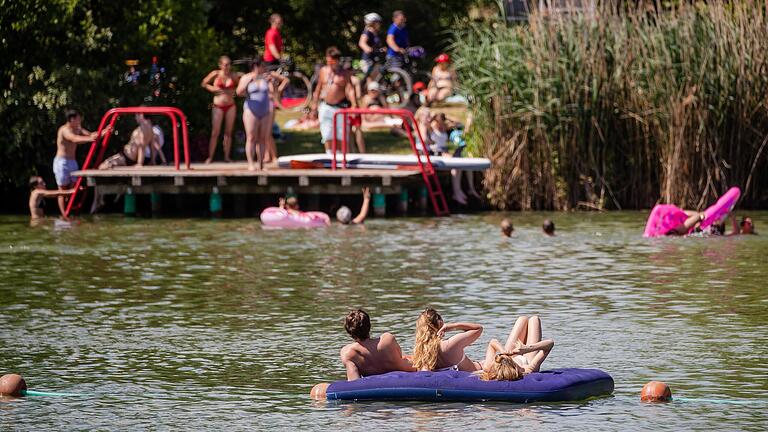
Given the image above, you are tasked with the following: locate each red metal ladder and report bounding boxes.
[64,106,191,217]
[332,108,450,216]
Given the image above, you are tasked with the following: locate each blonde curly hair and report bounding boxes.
[412,308,443,371]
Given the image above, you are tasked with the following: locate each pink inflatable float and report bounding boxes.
[643,187,741,237]
[260,207,330,228]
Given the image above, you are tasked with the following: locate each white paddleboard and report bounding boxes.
[277,153,490,171]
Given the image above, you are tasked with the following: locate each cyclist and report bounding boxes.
[358,13,383,78]
[385,10,409,69]
[263,14,283,67]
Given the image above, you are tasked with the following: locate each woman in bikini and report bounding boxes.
[201,56,239,163]
[478,315,554,381]
[412,309,554,379]
[412,308,484,372]
[426,54,457,104]
[236,58,287,170]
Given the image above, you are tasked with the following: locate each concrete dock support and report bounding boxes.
[124,187,136,215]
[210,186,223,217]
[373,186,386,217]
[398,188,409,214]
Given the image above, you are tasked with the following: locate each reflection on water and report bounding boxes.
[0,212,767,430]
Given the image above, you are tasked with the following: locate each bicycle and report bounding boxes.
[234,57,313,112]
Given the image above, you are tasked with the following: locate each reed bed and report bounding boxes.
[452,1,768,210]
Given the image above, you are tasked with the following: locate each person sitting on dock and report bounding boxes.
[28,176,75,220]
[340,309,416,381]
[336,187,371,225]
[98,114,156,169]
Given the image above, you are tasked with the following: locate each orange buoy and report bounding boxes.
[0,374,27,397]
[641,381,672,402]
[310,383,329,400]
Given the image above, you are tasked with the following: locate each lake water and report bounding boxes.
[1,212,767,430]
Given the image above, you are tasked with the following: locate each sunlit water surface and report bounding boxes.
[0,212,767,430]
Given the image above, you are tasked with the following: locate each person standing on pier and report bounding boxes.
[237,59,288,170]
[311,46,358,153]
[201,55,239,163]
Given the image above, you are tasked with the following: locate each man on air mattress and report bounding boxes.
[339,309,416,381]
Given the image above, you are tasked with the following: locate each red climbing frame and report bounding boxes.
[64,106,191,217]
[332,108,450,216]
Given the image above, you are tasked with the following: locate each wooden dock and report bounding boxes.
[74,162,427,196]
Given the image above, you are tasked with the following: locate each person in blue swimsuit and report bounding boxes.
[385,10,409,69]
[236,59,287,170]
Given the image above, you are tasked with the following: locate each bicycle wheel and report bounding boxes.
[277,71,312,111]
[379,66,412,108]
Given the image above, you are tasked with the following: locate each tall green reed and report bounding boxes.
[453,1,768,210]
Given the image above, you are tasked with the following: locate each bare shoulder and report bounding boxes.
[339,343,357,359]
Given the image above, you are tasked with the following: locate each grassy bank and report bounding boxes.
[452,1,768,210]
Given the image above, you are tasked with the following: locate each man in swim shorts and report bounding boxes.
[340,309,415,381]
[311,46,358,152]
[54,109,102,216]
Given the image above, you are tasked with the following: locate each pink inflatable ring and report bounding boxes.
[260,207,330,228]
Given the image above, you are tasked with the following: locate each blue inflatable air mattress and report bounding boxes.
[326,368,613,403]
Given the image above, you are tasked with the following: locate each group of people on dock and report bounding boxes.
[201,10,461,168]
[332,309,553,384]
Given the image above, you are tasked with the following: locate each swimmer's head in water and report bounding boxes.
[29,176,44,190]
[344,309,370,341]
[740,216,755,234]
[336,206,353,224]
[413,308,443,371]
[285,197,299,210]
[481,352,524,382]
[500,219,513,237]
[709,222,725,235]
[543,219,555,235]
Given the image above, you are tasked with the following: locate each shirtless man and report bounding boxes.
[98,114,156,169]
[339,309,415,381]
[54,109,100,215]
[311,46,358,152]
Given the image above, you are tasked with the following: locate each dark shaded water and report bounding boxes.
[1,212,767,430]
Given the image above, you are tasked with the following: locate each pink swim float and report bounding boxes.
[643,186,741,237]
[260,207,330,228]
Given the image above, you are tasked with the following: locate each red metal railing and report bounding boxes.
[64,106,191,217]
[331,108,450,216]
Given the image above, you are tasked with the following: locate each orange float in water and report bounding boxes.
[0,374,27,397]
[641,381,672,402]
[310,383,329,400]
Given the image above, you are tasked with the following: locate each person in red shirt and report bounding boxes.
[263,14,283,66]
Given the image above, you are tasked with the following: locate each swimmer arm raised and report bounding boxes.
[352,187,371,224]
[440,322,483,351]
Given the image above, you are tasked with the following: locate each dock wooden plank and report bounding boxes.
[74,163,420,178]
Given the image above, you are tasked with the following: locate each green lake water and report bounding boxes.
[0,212,767,430]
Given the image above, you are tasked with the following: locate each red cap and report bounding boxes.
[412,81,426,92]
[436,53,450,63]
